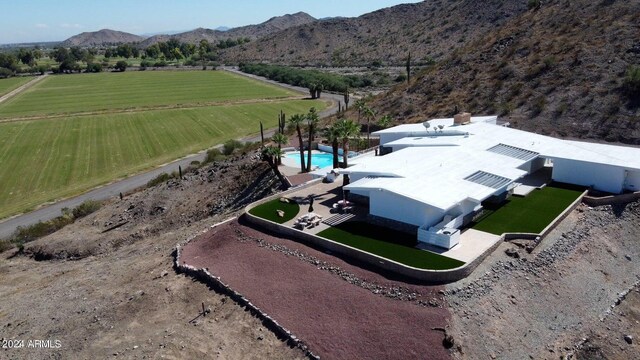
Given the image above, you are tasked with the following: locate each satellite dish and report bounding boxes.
[423,121,431,130]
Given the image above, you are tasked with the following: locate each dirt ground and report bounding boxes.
[181,220,450,360]
[1,150,639,359]
[445,203,640,359]
[0,155,304,359]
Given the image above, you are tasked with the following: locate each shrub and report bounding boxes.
[147,172,173,187]
[528,0,541,10]
[140,59,153,70]
[531,96,546,116]
[204,148,226,163]
[72,200,102,219]
[85,62,103,73]
[115,60,127,72]
[623,65,640,99]
[0,67,13,78]
[222,139,244,155]
[154,60,167,67]
[0,239,12,253]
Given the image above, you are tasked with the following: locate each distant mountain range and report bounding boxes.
[138,12,316,47]
[58,12,316,48]
[60,29,145,47]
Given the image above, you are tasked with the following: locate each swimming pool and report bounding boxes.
[285,152,334,169]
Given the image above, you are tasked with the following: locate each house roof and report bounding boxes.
[346,117,640,213]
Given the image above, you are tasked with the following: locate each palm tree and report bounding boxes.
[261,146,289,189]
[271,133,288,165]
[287,113,306,173]
[306,107,319,172]
[377,114,393,129]
[363,106,376,147]
[354,98,367,124]
[322,123,341,169]
[335,119,360,168]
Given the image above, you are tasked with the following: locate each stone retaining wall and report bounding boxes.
[173,217,319,360]
[582,191,640,207]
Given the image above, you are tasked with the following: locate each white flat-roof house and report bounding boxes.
[343,115,640,249]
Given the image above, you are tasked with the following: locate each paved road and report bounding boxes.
[0,69,339,240]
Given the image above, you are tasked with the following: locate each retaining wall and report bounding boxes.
[582,191,640,207]
[173,218,319,360]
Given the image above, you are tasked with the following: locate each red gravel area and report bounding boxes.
[287,173,314,186]
[181,220,452,360]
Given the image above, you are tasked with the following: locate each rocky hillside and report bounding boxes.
[365,0,640,144]
[60,29,145,47]
[221,0,529,66]
[139,12,316,47]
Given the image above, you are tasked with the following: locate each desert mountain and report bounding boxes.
[366,0,640,144]
[221,1,530,65]
[60,29,145,47]
[139,12,316,47]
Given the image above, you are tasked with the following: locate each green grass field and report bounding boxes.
[317,222,464,270]
[249,198,300,224]
[0,77,34,97]
[0,70,325,219]
[471,184,584,235]
[0,71,296,119]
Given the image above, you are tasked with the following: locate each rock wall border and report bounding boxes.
[582,190,640,207]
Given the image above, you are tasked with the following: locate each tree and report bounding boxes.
[335,119,360,168]
[323,123,341,169]
[377,114,393,129]
[115,60,127,72]
[261,146,289,189]
[306,107,319,172]
[354,98,366,124]
[363,106,376,147]
[17,49,35,66]
[145,44,160,59]
[271,133,288,165]
[288,114,307,173]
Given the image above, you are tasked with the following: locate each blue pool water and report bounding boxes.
[285,152,334,169]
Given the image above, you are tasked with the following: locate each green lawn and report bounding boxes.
[0,70,297,119]
[0,99,323,219]
[317,222,464,270]
[471,184,584,235]
[249,198,300,224]
[0,76,34,97]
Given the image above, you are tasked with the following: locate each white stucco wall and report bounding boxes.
[369,189,444,227]
[552,159,625,194]
[624,170,640,192]
[518,157,546,173]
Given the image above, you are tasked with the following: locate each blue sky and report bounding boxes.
[2,0,421,44]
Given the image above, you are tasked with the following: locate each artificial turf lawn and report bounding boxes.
[0,98,324,219]
[471,184,583,235]
[0,70,297,119]
[317,221,464,270]
[249,198,300,224]
[0,76,33,97]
